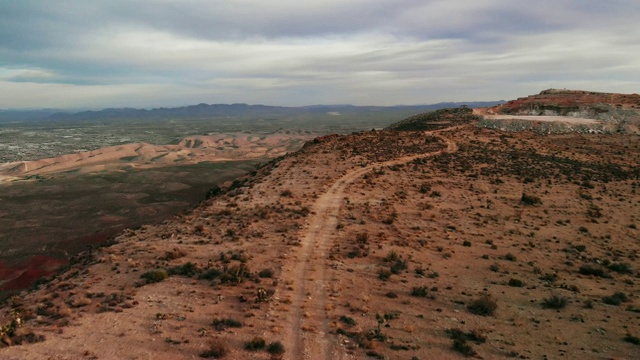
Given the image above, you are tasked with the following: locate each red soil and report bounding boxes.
[0,256,67,291]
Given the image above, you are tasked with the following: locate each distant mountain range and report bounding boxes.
[0,101,504,123]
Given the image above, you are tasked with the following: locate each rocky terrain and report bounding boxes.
[474,89,640,135]
[0,94,639,359]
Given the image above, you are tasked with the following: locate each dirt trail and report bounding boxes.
[281,133,457,360]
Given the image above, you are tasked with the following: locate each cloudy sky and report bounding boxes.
[1,0,639,109]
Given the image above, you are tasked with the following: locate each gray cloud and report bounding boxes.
[1,0,639,109]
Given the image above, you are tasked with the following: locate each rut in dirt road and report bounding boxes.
[282,134,457,360]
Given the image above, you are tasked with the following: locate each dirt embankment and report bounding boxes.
[479,89,640,122]
[472,89,640,134]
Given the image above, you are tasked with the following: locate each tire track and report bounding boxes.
[282,133,457,360]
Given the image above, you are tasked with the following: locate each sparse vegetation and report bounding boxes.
[410,286,429,298]
[452,339,476,356]
[502,253,517,261]
[244,336,266,351]
[541,295,568,309]
[607,262,633,274]
[624,335,640,345]
[508,278,524,287]
[467,295,497,316]
[258,268,274,278]
[520,193,542,205]
[168,262,200,277]
[602,292,629,306]
[579,265,611,278]
[280,189,293,197]
[140,269,169,284]
[267,341,286,356]
[200,340,229,358]
[446,328,487,344]
[212,318,242,331]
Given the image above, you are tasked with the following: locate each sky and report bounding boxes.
[1,0,639,109]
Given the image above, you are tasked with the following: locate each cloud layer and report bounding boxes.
[1,0,639,109]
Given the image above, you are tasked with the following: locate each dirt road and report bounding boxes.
[281,134,457,360]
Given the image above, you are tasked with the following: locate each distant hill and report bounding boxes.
[482,89,640,123]
[385,106,481,131]
[0,102,504,129]
[0,109,64,123]
[44,101,504,122]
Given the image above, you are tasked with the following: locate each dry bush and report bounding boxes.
[467,295,497,316]
[200,339,229,358]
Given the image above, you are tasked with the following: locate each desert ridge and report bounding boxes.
[0,108,638,358]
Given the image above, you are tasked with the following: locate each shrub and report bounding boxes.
[390,259,408,274]
[467,295,497,316]
[199,268,223,281]
[541,295,568,309]
[365,350,386,359]
[200,340,228,358]
[502,253,517,261]
[267,341,285,355]
[168,262,200,277]
[384,251,400,262]
[212,318,242,331]
[339,316,357,326]
[602,292,629,306]
[378,269,392,281]
[520,193,542,205]
[579,265,610,278]
[258,269,274,278]
[383,312,400,321]
[411,286,429,298]
[607,262,633,274]
[539,273,558,282]
[446,328,486,344]
[219,264,251,284]
[462,240,472,247]
[205,186,223,199]
[140,269,168,284]
[508,278,524,287]
[452,339,476,356]
[356,233,369,243]
[161,248,186,261]
[624,335,640,345]
[280,189,293,197]
[244,337,266,351]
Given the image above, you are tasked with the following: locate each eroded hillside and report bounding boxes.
[0,121,639,360]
